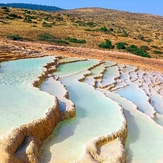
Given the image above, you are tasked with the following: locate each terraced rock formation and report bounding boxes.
[0,53,163,163]
[39,57,163,163]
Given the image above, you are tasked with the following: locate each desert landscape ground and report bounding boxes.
[0,4,163,163]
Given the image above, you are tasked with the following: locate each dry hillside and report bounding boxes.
[0,7,163,58]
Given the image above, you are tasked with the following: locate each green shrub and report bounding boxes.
[38,34,56,41]
[86,22,96,27]
[153,50,163,54]
[25,10,31,14]
[6,13,22,19]
[66,37,86,43]
[109,28,114,32]
[24,16,32,23]
[44,16,49,21]
[1,7,10,12]
[100,26,108,32]
[7,35,23,40]
[55,14,63,21]
[38,34,69,44]
[42,22,52,27]
[116,42,127,49]
[127,45,151,58]
[98,39,114,49]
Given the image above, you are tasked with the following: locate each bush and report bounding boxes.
[1,6,10,12]
[86,21,96,28]
[6,13,22,19]
[1,6,8,9]
[109,28,114,32]
[38,34,56,41]
[116,42,127,49]
[98,39,114,49]
[127,45,151,58]
[42,22,52,27]
[153,50,163,54]
[44,16,49,21]
[24,16,32,23]
[38,34,69,44]
[100,26,108,32]
[7,35,23,40]
[66,37,86,43]
[55,14,63,21]
[25,10,31,14]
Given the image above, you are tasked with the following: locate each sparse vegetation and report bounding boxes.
[38,34,69,44]
[1,6,10,12]
[24,10,31,14]
[98,39,114,49]
[116,42,127,49]
[153,50,163,54]
[109,28,114,32]
[42,22,52,28]
[0,7,163,58]
[121,29,128,37]
[100,26,108,32]
[138,34,145,41]
[24,16,32,23]
[145,38,153,43]
[55,14,64,21]
[7,35,23,40]
[151,45,161,49]
[140,45,150,52]
[66,37,86,43]
[126,45,151,58]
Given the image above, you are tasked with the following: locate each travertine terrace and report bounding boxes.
[0,39,163,163]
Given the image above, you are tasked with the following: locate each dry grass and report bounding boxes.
[0,7,163,58]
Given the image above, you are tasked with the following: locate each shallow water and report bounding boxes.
[40,59,163,163]
[59,57,85,63]
[0,57,54,86]
[1,56,163,163]
[99,65,120,88]
[54,60,99,77]
[40,62,123,163]
[90,63,106,77]
[103,91,163,163]
[115,84,155,118]
[0,56,55,137]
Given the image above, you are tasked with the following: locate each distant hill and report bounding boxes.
[0,3,64,11]
[0,7,163,58]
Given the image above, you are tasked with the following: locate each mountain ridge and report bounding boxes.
[0,3,63,11]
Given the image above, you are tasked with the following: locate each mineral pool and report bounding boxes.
[1,56,163,163]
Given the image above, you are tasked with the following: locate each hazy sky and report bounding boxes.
[1,0,163,16]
